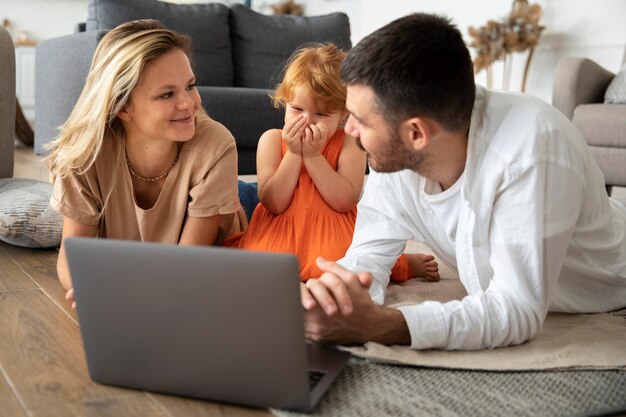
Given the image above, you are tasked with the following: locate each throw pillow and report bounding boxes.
[0,179,63,248]
[229,4,351,89]
[604,63,626,104]
[86,0,233,87]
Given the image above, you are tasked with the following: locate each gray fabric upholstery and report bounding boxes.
[0,26,16,179]
[588,147,626,187]
[552,57,613,120]
[572,104,626,148]
[86,0,233,86]
[199,86,283,174]
[553,48,626,191]
[35,30,106,154]
[229,4,351,89]
[604,63,626,104]
[34,1,351,174]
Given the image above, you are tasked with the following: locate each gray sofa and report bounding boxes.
[35,0,351,174]
[0,25,15,179]
[552,48,626,200]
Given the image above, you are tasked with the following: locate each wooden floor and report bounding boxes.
[1,145,271,416]
[12,142,50,182]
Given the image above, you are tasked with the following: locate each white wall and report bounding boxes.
[303,0,626,103]
[2,0,624,105]
[0,0,243,41]
[1,0,89,41]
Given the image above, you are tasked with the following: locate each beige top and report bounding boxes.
[51,113,246,244]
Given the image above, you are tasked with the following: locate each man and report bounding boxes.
[301,13,626,350]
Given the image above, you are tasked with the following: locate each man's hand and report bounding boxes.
[301,258,411,346]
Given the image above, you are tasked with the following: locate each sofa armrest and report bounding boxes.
[198,86,284,174]
[35,30,107,154]
[552,57,614,120]
[0,26,16,179]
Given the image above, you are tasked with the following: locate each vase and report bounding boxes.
[511,0,529,18]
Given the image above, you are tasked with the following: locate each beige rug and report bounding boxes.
[342,242,626,371]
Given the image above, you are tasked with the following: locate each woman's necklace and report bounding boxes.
[126,145,180,182]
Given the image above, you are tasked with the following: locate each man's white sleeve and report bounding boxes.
[337,171,419,305]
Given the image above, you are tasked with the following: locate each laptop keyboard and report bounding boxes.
[308,369,326,390]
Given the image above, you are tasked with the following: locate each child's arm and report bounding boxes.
[257,117,307,214]
[179,215,222,246]
[303,128,367,212]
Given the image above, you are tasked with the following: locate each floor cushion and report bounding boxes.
[0,178,62,248]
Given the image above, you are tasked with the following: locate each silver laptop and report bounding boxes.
[65,237,349,412]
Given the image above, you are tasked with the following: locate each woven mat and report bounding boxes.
[342,242,626,371]
[272,359,626,417]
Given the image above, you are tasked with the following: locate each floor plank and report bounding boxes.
[13,143,50,182]
[29,396,168,417]
[149,392,271,417]
[0,242,75,320]
[0,290,137,410]
[0,244,39,291]
[0,367,28,417]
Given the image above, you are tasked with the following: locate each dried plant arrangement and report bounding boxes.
[271,0,304,16]
[468,0,545,91]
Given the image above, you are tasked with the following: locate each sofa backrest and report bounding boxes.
[229,4,351,89]
[86,0,234,87]
[84,0,351,91]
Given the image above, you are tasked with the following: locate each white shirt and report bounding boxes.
[338,86,626,350]
[421,175,464,256]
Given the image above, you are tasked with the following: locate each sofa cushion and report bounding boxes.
[229,4,351,89]
[572,104,626,148]
[588,147,626,187]
[198,86,284,174]
[0,179,63,248]
[86,0,233,86]
[604,64,626,104]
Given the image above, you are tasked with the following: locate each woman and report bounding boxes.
[47,20,246,306]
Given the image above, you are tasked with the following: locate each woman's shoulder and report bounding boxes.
[81,135,124,179]
[178,113,238,179]
[187,112,236,155]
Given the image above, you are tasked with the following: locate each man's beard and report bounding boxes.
[356,133,427,174]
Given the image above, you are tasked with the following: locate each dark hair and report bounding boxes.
[340,13,475,133]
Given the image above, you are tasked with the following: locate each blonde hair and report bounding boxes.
[47,19,192,178]
[271,43,347,115]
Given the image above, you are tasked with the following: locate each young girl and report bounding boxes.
[48,20,246,305]
[225,44,439,282]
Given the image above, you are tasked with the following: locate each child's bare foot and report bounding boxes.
[406,253,440,281]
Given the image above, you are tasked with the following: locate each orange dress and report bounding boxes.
[224,129,410,281]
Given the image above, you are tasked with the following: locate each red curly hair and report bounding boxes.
[272,43,347,115]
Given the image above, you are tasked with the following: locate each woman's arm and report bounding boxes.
[57,216,98,291]
[179,215,222,246]
[304,133,366,212]
[256,129,303,214]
